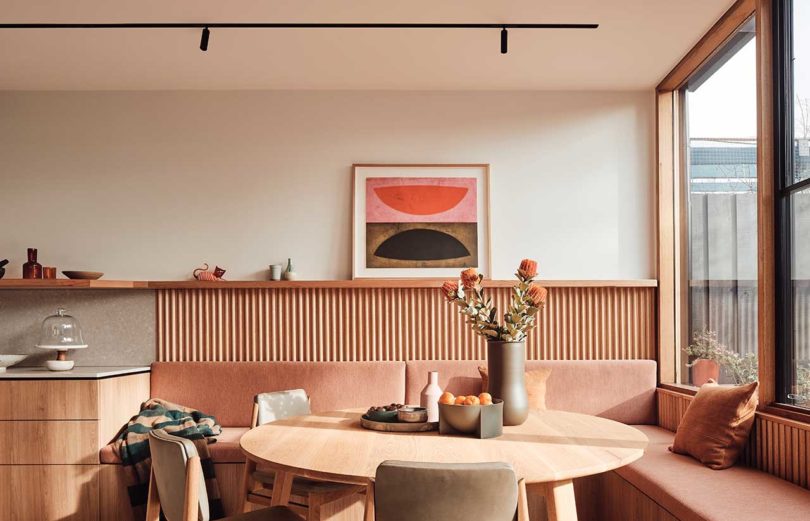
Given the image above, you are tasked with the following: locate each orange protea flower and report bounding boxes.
[526,283,548,307]
[518,259,538,279]
[441,280,459,301]
[460,268,479,289]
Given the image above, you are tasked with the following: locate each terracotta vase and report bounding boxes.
[691,359,720,386]
[22,248,42,279]
[487,341,529,426]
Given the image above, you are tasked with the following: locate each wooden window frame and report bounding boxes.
[656,0,780,409]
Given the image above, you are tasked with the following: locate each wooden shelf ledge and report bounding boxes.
[0,279,658,290]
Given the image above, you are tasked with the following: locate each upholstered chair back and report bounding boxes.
[148,429,210,521]
[374,461,518,521]
[255,389,311,425]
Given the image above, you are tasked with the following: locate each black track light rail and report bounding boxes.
[0,23,597,30]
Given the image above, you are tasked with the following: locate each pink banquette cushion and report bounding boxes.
[405,359,657,425]
[150,361,406,427]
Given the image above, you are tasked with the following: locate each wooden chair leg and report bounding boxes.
[241,458,258,512]
[363,481,375,521]
[270,471,294,507]
[145,466,161,521]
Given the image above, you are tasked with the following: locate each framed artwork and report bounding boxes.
[353,164,491,279]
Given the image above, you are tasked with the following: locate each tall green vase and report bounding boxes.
[486,340,529,426]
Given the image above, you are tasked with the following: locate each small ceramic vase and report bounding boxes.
[282,258,297,281]
[420,371,443,422]
[269,264,282,281]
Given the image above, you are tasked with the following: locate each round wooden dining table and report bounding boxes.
[240,408,648,521]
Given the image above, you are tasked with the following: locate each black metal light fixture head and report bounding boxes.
[500,27,508,54]
[200,26,210,51]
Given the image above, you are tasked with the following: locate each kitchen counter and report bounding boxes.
[0,365,150,379]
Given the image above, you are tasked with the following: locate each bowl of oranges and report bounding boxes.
[437,392,502,435]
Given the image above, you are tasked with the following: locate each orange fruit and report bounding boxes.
[439,392,455,405]
[464,395,480,406]
[479,393,493,405]
[454,395,467,405]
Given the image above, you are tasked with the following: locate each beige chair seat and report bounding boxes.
[617,425,810,521]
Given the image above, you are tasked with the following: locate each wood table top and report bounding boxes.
[240,409,648,485]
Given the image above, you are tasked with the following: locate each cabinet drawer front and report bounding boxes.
[0,380,98,420]
[0,465,99,521]
[0,420,99,464]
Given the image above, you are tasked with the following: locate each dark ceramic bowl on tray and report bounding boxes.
[365,404,404,423]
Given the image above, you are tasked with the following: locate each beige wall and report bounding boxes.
[0,90,654,281]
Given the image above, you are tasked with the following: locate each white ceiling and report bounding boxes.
[0,0,735,91]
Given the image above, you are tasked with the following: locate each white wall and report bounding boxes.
[0,90,654,280]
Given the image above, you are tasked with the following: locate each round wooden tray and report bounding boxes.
[360,415,438,432]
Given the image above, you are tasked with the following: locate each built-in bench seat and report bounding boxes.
[98,360,810,520]
[618,425,810,521]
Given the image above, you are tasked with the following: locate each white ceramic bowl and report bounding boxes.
[0,354,28,372]
[46,360,75,371]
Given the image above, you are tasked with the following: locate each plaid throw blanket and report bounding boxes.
[109,398,225,520]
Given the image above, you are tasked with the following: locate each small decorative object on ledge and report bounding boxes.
[36,308,88,371]
[0,259,8,279]
[441,259,548,426]
[62,271,104,280]
[42,267,57,279]
[22,248,42,279]
[193,263,226,281]
[0,354,27,373]
[282,258,297,281]
[269,264,282,281]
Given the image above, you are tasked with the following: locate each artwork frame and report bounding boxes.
[352,163,491,279]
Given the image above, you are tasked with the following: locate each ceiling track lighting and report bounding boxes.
[200,26,209,51]
[0,22,598,54]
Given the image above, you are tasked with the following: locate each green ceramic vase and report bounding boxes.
[486,340,529,426]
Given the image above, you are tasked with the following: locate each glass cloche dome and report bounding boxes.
[36,308,88,349]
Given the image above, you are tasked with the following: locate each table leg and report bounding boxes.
[270,471,294,506]
[532,479,578,521]
[363,481,375,521]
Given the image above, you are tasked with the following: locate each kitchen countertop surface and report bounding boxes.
[0,365,151,379]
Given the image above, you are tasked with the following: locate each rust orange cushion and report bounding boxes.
[670,380,758,470]
[478,366,551,411]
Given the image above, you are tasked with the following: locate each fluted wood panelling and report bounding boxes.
[656,388,810,490]
[156,286,655,362]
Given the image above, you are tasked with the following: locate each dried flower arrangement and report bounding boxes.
[441,259,548,341]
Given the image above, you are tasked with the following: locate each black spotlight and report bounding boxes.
[500,27,508,54]
[200,26,210,51]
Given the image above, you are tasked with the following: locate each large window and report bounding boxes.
[776,0,810,408]
[680,18,758,386]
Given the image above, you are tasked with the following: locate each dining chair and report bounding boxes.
[146,429,302,521]
[242,390,365,520]
[370,460,529,521]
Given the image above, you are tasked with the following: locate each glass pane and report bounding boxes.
[794,0,810,184]
[681,19,758,386]
[789,187,810,407]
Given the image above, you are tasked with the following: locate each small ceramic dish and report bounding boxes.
[62,271,104,280]
[397,406,428,423]
[365,409,399,423]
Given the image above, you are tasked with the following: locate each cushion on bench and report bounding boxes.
[405,359,657,424]
[150,361,407,427]
[617,425,810,521]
